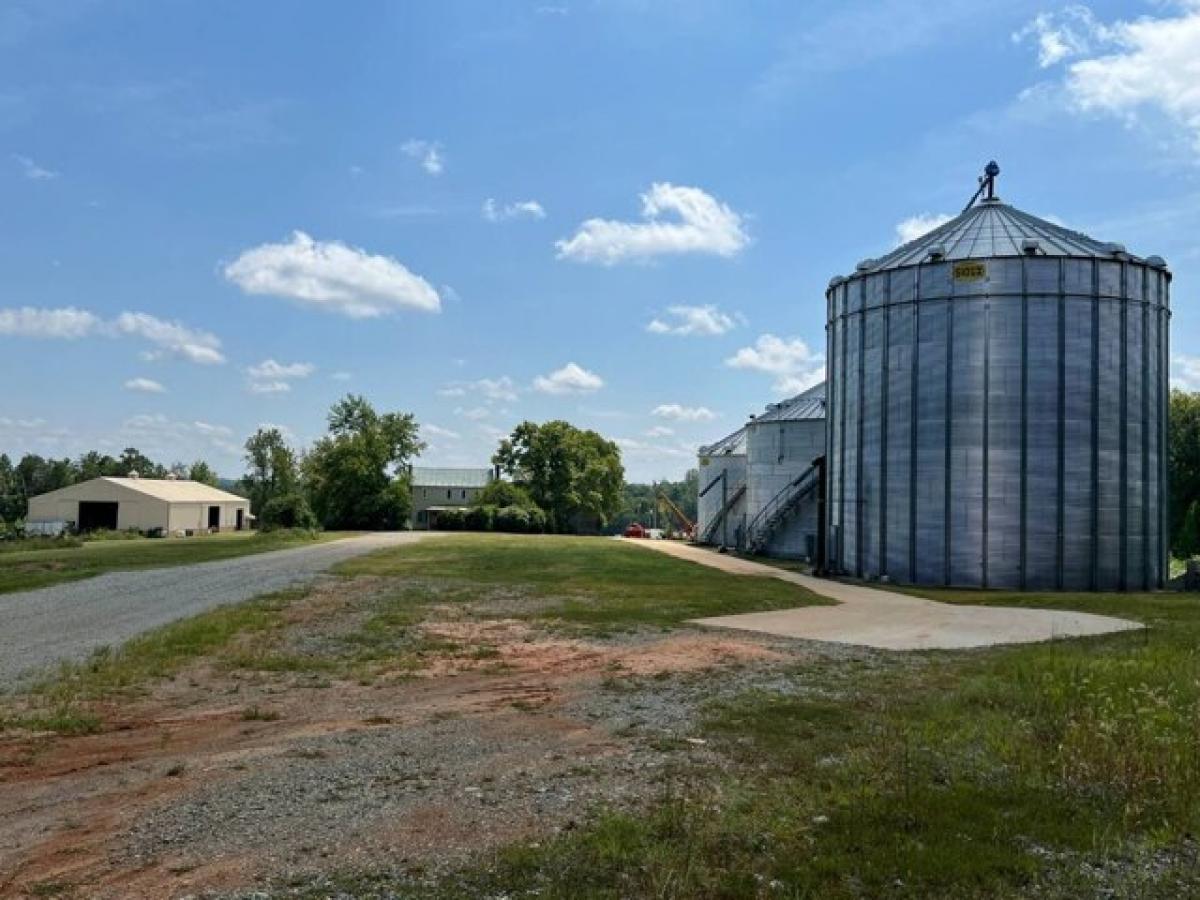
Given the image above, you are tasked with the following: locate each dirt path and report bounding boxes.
[0,575,817,899]
[628,539,1141,649]
[0,532,433,683]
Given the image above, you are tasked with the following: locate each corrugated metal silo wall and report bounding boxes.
[746,419,825,557]
[696,453,747,545]
[826,256,1169,590]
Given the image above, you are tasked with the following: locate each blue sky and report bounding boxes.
[3,0,1199,482]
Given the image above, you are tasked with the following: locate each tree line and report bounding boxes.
[0,398,628,536]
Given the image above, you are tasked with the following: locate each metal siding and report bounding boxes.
[1062,296,1095,589]
[842,314,861,572]
[949,297,985,585]
[1025,297,1059,590]
[884,302,913,581]
[987,292,1022,587]
[861,307,885,577]
[914,300,948,583]
[1096,299,1122,588]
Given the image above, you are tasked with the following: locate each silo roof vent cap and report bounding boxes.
[1146,255,1168,269]
[1022,239,1041,256]
[828,275,845,288]
[1103,242,1126,256]
[927,244,947,262]
[855,258,875,272]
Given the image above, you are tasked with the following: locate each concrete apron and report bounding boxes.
[623,539,1142,651]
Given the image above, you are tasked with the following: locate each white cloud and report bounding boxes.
[124,377,165,394]
[423,423,461,440]
[122,414,239,457]
[224,231,441,318]
[533,362,604,395]
[247,358,315,380]
[556,183,749,265]
[483,198,546,222]
[895,212,953,245]
[646,304,737,336]
[0,307,224,365]
[651,404,716,423]
[1173,354,1200,391]
[456,406,492,421]
[246,358,314,395]
[439,375,519,403]
[645,425,675,438]
[113,312,225,365]
[0,306,99,338]
[726,333,825,394]
[12,153,57,180]
[401,138,444,175]
[1012,6,1109,68]
[1016,4,1200,153]
[614,437,693,460]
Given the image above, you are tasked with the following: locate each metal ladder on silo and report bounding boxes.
[744,461,822,556]
[698,478,747,545]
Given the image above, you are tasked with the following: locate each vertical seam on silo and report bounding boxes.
[910,268,921,583]
[880,271,890,580]
[857,278,866,578]
[839,289,848,574]
[1057,259,1066,590]
[1142,275,1150,590]
[1120,263,1128,591]
[945,294,954,587]
[1091,259,1100,590]
[1162,286,1170,586]
[825,293,834,572]
[982,294,990,589]
[1020,259,1029,590]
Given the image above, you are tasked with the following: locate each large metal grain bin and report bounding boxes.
[825,164,1171,589]
[697,426,748,547]
[744,382,826,558]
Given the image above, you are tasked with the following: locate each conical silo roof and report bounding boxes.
[846,166,1168,277]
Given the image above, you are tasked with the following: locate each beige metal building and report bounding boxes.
[27,476,251,534]
[410,467,493,529]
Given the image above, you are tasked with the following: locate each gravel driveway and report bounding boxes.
[0,532,431,684]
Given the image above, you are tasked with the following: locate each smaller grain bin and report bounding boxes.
[744,382,826,558]
[697,426,748,547]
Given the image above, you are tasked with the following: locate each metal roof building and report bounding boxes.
[825,162,1171,589]
[27,476,250,534]
[697,425,748,547]
[409,466,495,529]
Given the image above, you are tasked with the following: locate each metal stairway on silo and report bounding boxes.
[744,462,821,556]
[698,480,747,545]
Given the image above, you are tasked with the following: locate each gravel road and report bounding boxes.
[0,532,431,685]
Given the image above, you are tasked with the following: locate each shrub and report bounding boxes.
[464,505,496,532]
[85,528,144,542]
[260,493,319,531]
[475,480,534,509]
[436,507,466,531]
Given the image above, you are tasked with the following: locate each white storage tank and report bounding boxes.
[744,382,826,558]
[825,162,1170,589]
[697,426,747,547]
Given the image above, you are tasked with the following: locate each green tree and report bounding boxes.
[0,454,22,523]
[240,428,300,515]
[118,447,165,478]
[474,479,534,509]
[188,460,219,486]
[304,395,424,530]
[1177,501,1200,559]
[492,420,624,532]
[1171,390,1200,555]
[76,451,121,480]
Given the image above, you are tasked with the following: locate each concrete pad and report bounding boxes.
[624,539,1142,651]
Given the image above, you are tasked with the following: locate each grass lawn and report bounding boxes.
[0,529,353,594]
[335,533,829,631]
[375,574,1200,898]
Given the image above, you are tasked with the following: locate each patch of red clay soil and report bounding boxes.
[0,622,781,899]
